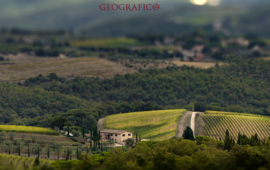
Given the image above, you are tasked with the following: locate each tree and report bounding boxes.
[76,146,82,159]
[55,144,62,160]
[126,138,135,146]
[37,145,41,157]
[65,147,72,160]
[0,132,6,143]
[30,135,37,143]
[28,143,30,157]
[21,134,26,141]
[16,141,24,156]
[182,126,194,141]
[188,102,195,111]
[82,115,97,131]
[82,129,85,138]
[50,116,70,130]
[194,102,206,112]
[223,129,234,151]
[8,132,15,141]
[46,145,51,159]
[34,157,40,166]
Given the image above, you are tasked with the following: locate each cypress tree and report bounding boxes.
[68,126,70,137]
[237,132,241,145]
[8,143,11,155]
[90,127,92,140]
[101,141,103,152]
[99,130,101,149]
[34,157,40,166]
[18,144,21,156]
[136,133,138,143]
[90,139,92,150]
[182,126,195,141]
[76,146,79,159]
[38,146,40,158]
[66,151,69,161]
[82,129,85,138]
[47,145,50,159]
[28,144,30,157]
[224,129,232,151]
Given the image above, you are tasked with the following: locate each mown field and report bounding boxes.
[203,111,270,140]
[70,38,144,48]
[0,154,52,169]
[104,109,186,140]
[0,55,135,81]
[0,125,58,135]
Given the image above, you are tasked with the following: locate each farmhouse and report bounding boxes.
[100,129,133,144]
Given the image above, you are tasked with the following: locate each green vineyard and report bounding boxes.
[0,154,52,169]
[203,111,270,140]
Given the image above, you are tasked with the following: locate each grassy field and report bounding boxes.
[203,111,270,140]
[172,61,224,69]
[0,125,58,135]
[104,109,186,140]
[0,54,135,81]
[0,154,52,169]
[70,38,144,48]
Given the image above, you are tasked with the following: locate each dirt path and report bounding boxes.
[175,111,193,137]
[98,118,105,131]
[190,112,196,136]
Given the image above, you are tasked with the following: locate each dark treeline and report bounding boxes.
[79,46,178,59]
[0,28,66,36]
[23,57,270,116]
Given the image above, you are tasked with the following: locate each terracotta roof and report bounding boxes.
[100,129,132,134]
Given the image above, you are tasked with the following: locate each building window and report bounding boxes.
[115,134,117,137]
[110,134,113,136]
[128,134,131,136]
[122,134,125,137]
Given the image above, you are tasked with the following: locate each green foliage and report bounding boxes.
[0,82,94,127]
[188,102,194,111]
[51,160,81,170]
[195,135,214,145]
[22,59,270,117]
[34,157,40,166]
[223,129,235,151]
[182,126,194,141]
[126,138,134,146]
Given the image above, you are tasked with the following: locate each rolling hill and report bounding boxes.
[104,109,270,141]
[104,109,186,140]
[202,111,270,140]
[0,0,270,38]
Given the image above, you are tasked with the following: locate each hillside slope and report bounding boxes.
[203,111,270,140]
[104,109,186,140]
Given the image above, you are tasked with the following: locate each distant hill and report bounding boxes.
[0,0,270,37]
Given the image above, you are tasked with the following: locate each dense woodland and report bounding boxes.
[23,57,270,118]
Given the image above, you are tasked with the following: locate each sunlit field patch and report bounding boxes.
[104,109,186,140]
[0,125,58,135]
